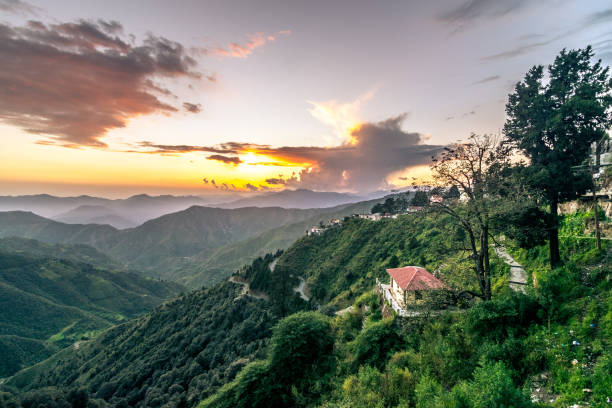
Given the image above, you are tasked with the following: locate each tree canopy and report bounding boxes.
[504,46,612,266]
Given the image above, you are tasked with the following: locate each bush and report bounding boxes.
[349,318,403,369]
[463,361,532,408]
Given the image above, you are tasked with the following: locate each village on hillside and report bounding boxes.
[306,186,456,236]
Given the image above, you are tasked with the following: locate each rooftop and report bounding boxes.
[386,266,446,291]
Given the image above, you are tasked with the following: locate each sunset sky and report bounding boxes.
[1,0,611,197]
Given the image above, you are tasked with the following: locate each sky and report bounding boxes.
[1,0,611,198]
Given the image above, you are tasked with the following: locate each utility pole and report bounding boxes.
[590,160,601,250]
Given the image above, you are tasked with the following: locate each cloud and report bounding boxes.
[307,89,376,142]
[471,75,500,85]
[481,38,555,61]
[265,177,286,185]
[277,114,442,192]
[438,0,527,23]
[208,30,290,59]
[586,8,612,25]
[132,141,263,154]
[245,183,259,191]
[0,19,201,147]
[0,0,39,16]
[482,6,612,62]
[254,114,443,192]
[129,113,443,193]
[183,102,202,113]
[206,154,243,165]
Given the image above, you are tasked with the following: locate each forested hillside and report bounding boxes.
[0,242,184,378]
[177,197,385,287]
[0,210,490,406]
[0,237,120,269]
[1,208,610,408]
[0,199,387,288]
[0,204,365,286]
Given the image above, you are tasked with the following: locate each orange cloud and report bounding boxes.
[0,19,202,147]
[134,114,443,193]
[209,30,291,58]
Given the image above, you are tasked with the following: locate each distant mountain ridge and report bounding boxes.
[53,205,137,229]
[0,194,229,228]
[0,195,387,287]
[218,189,365,209]
[0,205,343,285]
[0,190,379,228]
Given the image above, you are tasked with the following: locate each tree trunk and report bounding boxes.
[481,227,491,300]
[549,198,561,268]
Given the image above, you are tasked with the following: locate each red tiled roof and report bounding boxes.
[386,266,446,291]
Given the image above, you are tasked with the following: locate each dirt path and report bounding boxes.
[229,275,269,300]
[293,277,310,301]
[495,246,527,293]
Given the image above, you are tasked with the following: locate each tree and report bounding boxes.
[411,191,429,207]
[504,46,612,267]
[444,185,460,200]
[431,134,510,300]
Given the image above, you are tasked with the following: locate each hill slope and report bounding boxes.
[0,206,336,285]
[53,205,137,229]
[3,210,466,405]
[4,210,610,408]
[0,243,184,377]
[176,197,386,287]
[0,200,384,287]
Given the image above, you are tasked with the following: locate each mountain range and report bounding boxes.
[0,190,375,229]
[0,197,384,287]
[217,189,365,209]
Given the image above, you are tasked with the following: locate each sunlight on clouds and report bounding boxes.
[307,88,376,144]
[386,165,434,188]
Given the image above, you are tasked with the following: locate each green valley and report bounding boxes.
[0,239,184,378]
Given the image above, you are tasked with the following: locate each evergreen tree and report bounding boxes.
[504,46,612,267]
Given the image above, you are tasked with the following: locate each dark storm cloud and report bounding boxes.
[438,0,527,23]
[206,154,243,165]
[0,19,200,147]
[183,102,202,113]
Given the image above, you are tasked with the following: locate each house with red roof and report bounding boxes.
[386,266,446,309]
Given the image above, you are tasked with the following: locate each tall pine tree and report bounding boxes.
[504,46,612,267]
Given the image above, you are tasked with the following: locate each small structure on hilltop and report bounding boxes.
[307,226,324,236]
[379,266,447,315]
[357,213,382,221]
[429,195,444,204]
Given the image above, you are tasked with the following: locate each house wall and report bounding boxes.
[391,278,406,307]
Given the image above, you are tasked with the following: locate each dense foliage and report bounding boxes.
[504,46,612,267]
[4,282,275,407]
[0,243,182,378]
[1,207,610,408]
